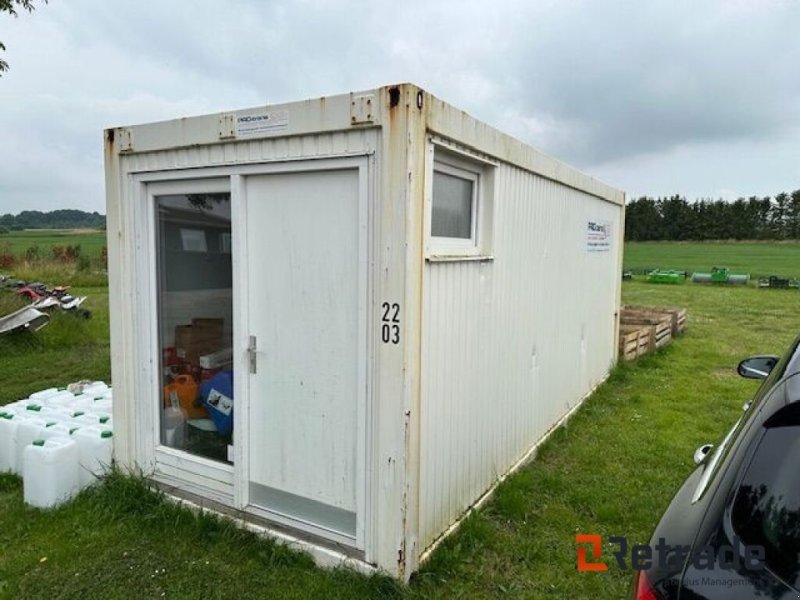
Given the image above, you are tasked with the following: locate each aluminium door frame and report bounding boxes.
[129,154,375,556]
[132,175,234,506]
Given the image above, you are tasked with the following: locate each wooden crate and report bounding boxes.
[620,310,672,351]
[623,305,687,337]
[619,324,651,361]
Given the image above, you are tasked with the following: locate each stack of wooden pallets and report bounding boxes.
[618,305,687,361]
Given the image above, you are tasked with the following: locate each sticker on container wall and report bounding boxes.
[586,220,612,252]
[236,110,290,137]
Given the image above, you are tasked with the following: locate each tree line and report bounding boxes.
[625,191,800,241]
[0,209,105,232]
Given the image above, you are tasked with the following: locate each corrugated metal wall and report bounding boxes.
[120,130,376,173]
[419,163,622,551]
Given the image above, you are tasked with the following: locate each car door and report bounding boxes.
[680,400,800,598]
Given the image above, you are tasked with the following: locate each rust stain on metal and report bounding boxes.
[397,403,413,576]
[388,86,401,109]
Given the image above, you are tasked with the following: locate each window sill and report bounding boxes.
[426,254,495,263]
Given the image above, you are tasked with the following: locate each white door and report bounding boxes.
[243,161,367,546]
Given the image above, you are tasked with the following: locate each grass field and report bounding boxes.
[624,240,800,279]
[0,229,106,258]
[0,242,799,598]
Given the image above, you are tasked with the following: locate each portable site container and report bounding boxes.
[104,83,625,580]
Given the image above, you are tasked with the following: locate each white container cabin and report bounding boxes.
[104,83,624,580]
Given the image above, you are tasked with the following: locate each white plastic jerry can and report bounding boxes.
[46,421,82,440]
[27,388,60,401]
[23,438,80,509]
[40,391,76,407]
[67,394,94,411]
[73,427,113,488]
[14,417,58,475]
[90,397,113,413]
[0,412,24,473]
[1,401,23,415]
[81,382,109,397]
[75,412,113,430]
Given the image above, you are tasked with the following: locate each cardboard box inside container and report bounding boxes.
[175,318,224,365]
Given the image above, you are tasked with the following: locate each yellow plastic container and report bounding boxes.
[163,375,206,419]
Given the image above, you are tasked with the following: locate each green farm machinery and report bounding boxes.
[691,266,749,285]
[646,269,686,284]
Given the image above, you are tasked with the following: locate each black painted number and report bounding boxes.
[381,302,400,344]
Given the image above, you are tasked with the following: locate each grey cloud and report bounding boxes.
[1,0,799,214]
[497,0,800,164]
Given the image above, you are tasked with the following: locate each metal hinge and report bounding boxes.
[350,94,375,125]
[118,128,133,153]
[218,113,236,139]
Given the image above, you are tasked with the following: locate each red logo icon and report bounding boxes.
[576,534,608,572]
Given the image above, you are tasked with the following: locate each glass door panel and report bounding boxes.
[155,192,234,464]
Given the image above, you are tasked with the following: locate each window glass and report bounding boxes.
[731,423,800,585]
[219,232,232,253]
[180,228,208,252]
[432,169,474,239]
[157,193,233,464]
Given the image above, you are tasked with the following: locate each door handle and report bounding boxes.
[248,335,257,374]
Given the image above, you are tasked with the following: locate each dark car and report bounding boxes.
[632,338,800,599]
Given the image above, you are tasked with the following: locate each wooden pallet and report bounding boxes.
[619,324,651,361]
[620,311,673,351]
[622,305,687,337]
[617,305,688,360]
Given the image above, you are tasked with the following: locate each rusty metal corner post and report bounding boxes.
[400,83,428,581]
[103,127,133,469]
[370,83,427,580]
[614,192,627,365]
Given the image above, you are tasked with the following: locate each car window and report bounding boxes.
[731,406,800,587]
[691,418,742,503]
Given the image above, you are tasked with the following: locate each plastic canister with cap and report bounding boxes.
[67,394,94,411]
[23,437,80,508]
[163,375,205,419]
[19,400,45,414]
[81,382,109,397]
[1,401,24,415]
[73,426,113,488]
[39,391,76,407]
[46,421,82,441]
[90,397,113,413]
[0,412,25,472]
[163,404,187,449]
[39,406,73,422]
[75,411,113,429]
[15,417,59,474]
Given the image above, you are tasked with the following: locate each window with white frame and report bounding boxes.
[428,146,493,257]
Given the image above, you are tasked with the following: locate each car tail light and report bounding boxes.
[633,571,662,600]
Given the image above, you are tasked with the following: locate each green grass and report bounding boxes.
[0,229,106,259]
[624,240,800,279]
[0,289,110,401]
[1,243,799,598]
[4,262,108,288]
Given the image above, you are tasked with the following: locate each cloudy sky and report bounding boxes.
[1,0,798,214]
